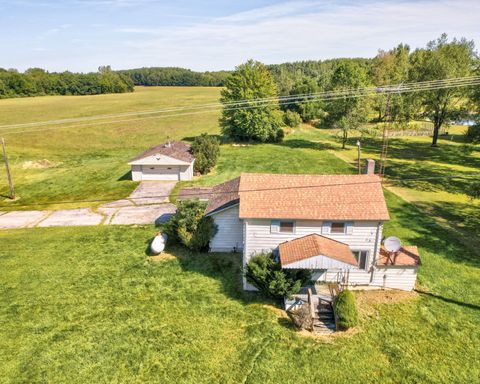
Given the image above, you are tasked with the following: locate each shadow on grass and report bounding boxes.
[278,139,336,151]
[387,193,480,269]
[415,289,480,311]
[117,171,132,181]
[360,136,480,170]
[160,244,281,308]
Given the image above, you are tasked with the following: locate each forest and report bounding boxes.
[0,66,134,98]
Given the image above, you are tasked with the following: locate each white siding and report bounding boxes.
[131,165,142,181]
[131,161,194,181]
[209,205,244,252]
[244,219,383,267]
[371,267,417,291]
[179,162,194,181]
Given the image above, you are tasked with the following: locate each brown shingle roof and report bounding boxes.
[238,173,389,221]
[204,177,240,215]
[377,246,421,267]
[130,141,194,163]
[279,234,358,267]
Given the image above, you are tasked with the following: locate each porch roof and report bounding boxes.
[279,234,358,269]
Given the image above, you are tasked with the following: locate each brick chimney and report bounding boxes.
[365,159,375,175]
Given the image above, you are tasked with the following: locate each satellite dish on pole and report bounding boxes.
[384,236,402,252]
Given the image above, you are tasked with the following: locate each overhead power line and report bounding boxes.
[0,76,479,136]
[0,173,478,209]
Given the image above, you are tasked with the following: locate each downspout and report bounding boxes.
[370,221,382,283]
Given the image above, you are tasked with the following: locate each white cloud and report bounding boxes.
[115,0,480,71]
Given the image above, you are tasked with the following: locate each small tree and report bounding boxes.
[164,200,217,251]
[283,110,302,128]
[245,252,311,299]
[220,60,284,142]
[191,133,220,174]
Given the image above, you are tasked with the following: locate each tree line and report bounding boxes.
[117,67,230,87]
[0,66,134,99]
[221,34,480,147]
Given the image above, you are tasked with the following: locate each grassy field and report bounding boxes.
[1,191,479,383]
[0,87,222,210]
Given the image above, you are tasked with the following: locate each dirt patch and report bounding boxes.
[355,289,417,319]
[147,252,176,262]
[22,159,61,169]
[355,289,417,307]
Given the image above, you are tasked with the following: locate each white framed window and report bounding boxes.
[271,220,295,234]
[279,221,295,233]
[331,222,346,234]
[352,250,369,270]
[322,221,354,235]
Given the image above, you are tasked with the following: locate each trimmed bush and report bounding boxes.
[333,289,358,330]
[245,252,311,299]
[191,133,220,174]
[164,199,217,251]
[283,110,302,128]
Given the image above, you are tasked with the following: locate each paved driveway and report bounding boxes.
[0,181,177,230]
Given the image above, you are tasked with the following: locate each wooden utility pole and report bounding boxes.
[1,138,15,200]
[378,94,392,179]
[356,140,361,174]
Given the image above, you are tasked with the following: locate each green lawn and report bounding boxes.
[1,191,479,383]
[0,87,222,210]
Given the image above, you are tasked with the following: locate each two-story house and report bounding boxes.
[204,172,420,291]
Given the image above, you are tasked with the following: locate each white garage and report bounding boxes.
[129,141,195,181]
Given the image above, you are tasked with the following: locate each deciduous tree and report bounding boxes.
[220,60,284,142]
[409,34,476,146]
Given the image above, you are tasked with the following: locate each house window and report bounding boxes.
[352,250,369,270]
[279,221,295,233]
[331,222,346,234]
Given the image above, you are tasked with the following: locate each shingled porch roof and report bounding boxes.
[279,234,358,269]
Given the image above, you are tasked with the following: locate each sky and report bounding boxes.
[0,0,479,73]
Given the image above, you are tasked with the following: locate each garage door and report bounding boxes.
[141,165,180,181]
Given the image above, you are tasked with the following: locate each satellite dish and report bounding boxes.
[384,236,401,252]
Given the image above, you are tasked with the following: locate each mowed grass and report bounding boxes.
[0,87,222,210]
[1,190,479,383]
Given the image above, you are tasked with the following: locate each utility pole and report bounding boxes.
[1,138,15,200]
[356,140,361,174]
[378,93,392,179]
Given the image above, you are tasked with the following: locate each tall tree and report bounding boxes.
[324,61,371,148]
[220,60,284,142]
[409,34,476,146]
[371,44,413,124]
